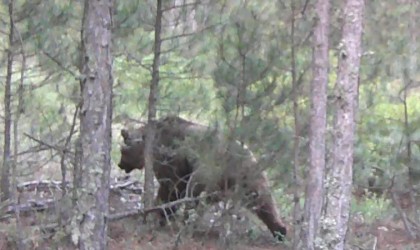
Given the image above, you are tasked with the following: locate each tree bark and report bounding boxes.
[72,0,114,249]
[1,0,15,202]
[319,0,365,249]
[143,0,163,209]
[301,0,330,249]
[406,0,420,228]
[290,2,303,249]
[12,16,26,250]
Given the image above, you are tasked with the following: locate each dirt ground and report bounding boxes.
[0,179,419,250]
[107,222,286,250]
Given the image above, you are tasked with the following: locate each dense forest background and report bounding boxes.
[0,0,419,249]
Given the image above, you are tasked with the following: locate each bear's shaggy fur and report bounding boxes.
[118,116,287,241]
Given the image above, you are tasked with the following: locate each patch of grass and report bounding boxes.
[351,193,392,223]
[273,187,295,218]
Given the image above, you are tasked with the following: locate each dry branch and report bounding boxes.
[390,190,419,239]
[17,180,70,192]
[0,199,56,221]
[0,179,144,220]
[108,192,218,221]
[16,179,143,194]
[23,133,64,152]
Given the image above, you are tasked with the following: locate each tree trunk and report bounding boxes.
[12,17,26,250]
[319,0,365,249]
[406,0,420,228]
[290,2,303,249]
[143,0,163,209]
[1,0,15,202]
[301,0,330,249]
[72,0,114,249]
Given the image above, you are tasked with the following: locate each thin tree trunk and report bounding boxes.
[73,0,114,248]
[72,136,82,206]
[144,0,163,209]
[290,2,302,249]
[301,0,330,249]
[12,21,26,250]
[319,0,365,249]
[1,0,15,202]
[60,106,78,199]
[73,5,87,207]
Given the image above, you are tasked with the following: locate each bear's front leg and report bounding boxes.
[155,184,180,226]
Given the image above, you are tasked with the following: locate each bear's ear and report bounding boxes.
[121,129,129,142]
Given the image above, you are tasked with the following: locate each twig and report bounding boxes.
[161,1,201,13]
[23,133,62,152]
[301,0,310,15]
[372,236,377,250]
[60,105,79,196]
[390,189,418,239]
[15,136,68,157]
[161,24,216,42]
[40,49,77,77]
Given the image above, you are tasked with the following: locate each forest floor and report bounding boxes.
[107,222,285,250]
[0,178,419,250]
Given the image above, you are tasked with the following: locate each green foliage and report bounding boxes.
[0,0,416,189]
[0,0,311,197]
[113,55,219,121]
[351,194,392,224]
[273,187,294,218]
[354,77,420,187]
[0,0,419,247]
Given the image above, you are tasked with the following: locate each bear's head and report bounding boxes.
[118,127,146,173]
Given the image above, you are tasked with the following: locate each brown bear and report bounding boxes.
[118,116,287,241]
